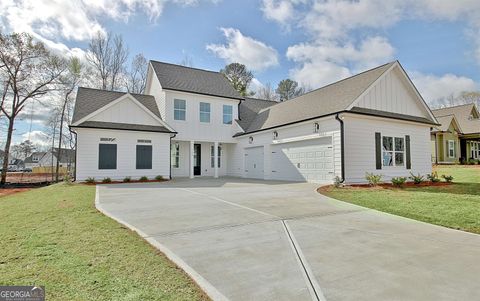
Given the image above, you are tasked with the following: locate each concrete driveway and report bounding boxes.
[96,177,480,301]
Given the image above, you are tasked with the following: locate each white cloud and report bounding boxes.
[20,131,50,147]
[206,27,279,71]
[410,71,478,105]
[261,0,296,25]
[249,78,265,94]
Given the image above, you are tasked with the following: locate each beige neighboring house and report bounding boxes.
[431,103,480,164]
[24,152,47,169]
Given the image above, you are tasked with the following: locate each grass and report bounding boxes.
[320,166,480,234]
[0,183,208,301]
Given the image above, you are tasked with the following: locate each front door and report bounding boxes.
[194,144,201,176]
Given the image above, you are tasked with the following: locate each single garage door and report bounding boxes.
[245,146,264,179]
[271,137,334,183]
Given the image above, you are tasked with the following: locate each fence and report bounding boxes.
[32,166,68,174]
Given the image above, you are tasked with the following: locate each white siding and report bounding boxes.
[75,128,171,181]
[356,66,430,118]
[145,66,167,120]
[90,97,159,126]
[343,114,432,183]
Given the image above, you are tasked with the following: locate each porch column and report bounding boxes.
[214,141,219,178]
[190,140,194,179]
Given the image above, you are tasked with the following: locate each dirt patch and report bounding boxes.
[5,172,64,184]
[0,188,32,197]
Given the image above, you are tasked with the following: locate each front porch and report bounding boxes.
[170,140,233,178]
[460,135,480,162]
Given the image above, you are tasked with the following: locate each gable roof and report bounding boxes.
[51,148,75,163]
[150,60,243,100]
[241,62,396,134]
[432,103,480,134]
[237,97,278,131]
[431,114,461,133]
[72,87,161,124]
[24,152,47,163]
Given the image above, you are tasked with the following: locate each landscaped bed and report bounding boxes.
[319,166,480,234]
[0,183,208,301]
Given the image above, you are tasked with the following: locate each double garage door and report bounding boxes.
[245,137,334,182]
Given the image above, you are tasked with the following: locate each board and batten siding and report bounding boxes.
[89,97,160,126]
[145,65,167,120]
[343,114,432,183]
[355,66,430,118]
[75,128,171,181]
[229,116,342,182]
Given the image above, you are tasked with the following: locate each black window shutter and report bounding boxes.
[406,135,411,169]
[99,144,117,169]
[375,132,382,170]
[136,145,152,169]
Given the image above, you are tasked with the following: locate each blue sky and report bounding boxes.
[1,0,480,147]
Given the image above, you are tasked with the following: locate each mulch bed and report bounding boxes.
[84,179,168,185]
[348,181,452,188]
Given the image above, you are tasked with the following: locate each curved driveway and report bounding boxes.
[96,177,480,301]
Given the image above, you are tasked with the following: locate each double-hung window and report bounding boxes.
[171,143,180,168]
[448,140,455,158]
[223,105,233,124]
[210,145,221,168]
[382,136,404,166]
[200,102,210,123]
[174,99,186,121]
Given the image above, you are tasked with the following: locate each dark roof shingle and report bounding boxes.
[237,97,278,131]
[432,104,480,134]
[73,121,174,133]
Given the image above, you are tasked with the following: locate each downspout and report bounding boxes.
[335,113,345,183]
[434,131,438,165]
[169,134,177,180]
[69,127,78,182]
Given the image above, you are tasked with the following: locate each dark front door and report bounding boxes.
[194,144,201,176]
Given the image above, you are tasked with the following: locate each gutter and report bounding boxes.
[335,113,345,183]
[68,126,78,182]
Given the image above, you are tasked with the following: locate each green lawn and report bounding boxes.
[0,184,208,301]
[320,166,480,234]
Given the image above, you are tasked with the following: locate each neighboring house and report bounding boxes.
[24,152,47,169]
[8,158,24,171]
[39,148,76,171]
[431,104,480,163]
[70,60,438,183]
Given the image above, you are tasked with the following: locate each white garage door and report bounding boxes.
[271,137,334,183]
[245,146,264,179]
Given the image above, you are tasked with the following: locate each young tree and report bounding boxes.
[125,53,147,94]
[0,32,65,185]
[11,140,36,159]
[276,79,304,101]
[256,82,278,101]
[220,63,253,96]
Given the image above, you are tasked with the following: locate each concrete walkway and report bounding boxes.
[96,177,480,301]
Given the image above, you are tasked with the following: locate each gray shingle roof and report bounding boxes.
[72,87,161,124]
[240,62,396,134]
[73,121,174,133]
[24,152,47,163]
[349,107,438,125]
[237,97,278,131]
[432,104,480,134]
[150,60,243,100]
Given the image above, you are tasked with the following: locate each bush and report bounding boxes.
[426,171,440,183]
[442,174,454,183]
[468,158,477,165]
[139,176,148,181]
[85,177,95,184]
[365,172,382,186]
[391,176,407,187]
[102,177,112,183]
[409,172,425,184]
[63,173,73,185]
[123,176,131,182]
[155,175,164,181]
[333,176,343,188]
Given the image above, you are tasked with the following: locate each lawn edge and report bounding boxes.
[317,185,480,237]
[94,185,226,301]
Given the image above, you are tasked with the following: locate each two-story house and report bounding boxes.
[70,60,438,183]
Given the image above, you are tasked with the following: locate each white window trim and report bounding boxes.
[223,105,233,125]
[174,99,186,121]
[382,136,405,167]
[199,102,211,123]
[448,140,455,158]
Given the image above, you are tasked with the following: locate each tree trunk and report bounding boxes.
[55,95,68,182]
[1,117,15,185]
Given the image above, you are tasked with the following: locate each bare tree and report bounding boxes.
[256,82,278,101]
[0,32,65,185]
[10,140,36,159]
[180,54,194,67]
[110,34,128,90]
[125,53,147,94]
[85,31,111,90]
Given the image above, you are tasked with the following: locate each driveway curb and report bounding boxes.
[94,185,229,301]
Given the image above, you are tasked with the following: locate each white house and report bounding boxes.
[70,60,438,183]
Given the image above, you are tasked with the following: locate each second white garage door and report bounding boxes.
[271,137,334,183]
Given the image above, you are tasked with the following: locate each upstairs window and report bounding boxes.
[174,99,186,121]
[223,105,233,124]
[200,102,210,123]
[382,136,404,166]
[99,144,117,169]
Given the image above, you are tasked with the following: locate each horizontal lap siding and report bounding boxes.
[76,128,171,181]
[344,115,431,183]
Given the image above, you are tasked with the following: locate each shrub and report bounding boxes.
[426,171,440,183]
[123,176,131,182]
[442,174,454,183]
[102,177,112,183]
[468,158,477,165]
[63,173,73,185]
[155,175,164,181]
[139,176,148,181]
[409,172,425,184]
[333,176,343,188]
[391,176,407,187]
[365,172,382,186]
[85,177,95,184]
